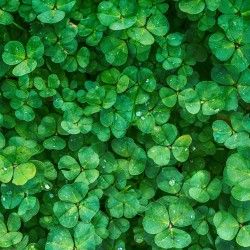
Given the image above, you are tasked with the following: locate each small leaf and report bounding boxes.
[2,41,25,65]
[213,211,239,241]
[13,162,36,185]
[172,135,192,162]
[143,202,169,234]
[148,146,170,166]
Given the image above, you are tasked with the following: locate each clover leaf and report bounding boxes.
[2,36,44,76]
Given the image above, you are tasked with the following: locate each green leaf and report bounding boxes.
[143,202,169,234]
[15,104,35,121]
[236,225,250,247]
[100,36,128,66]
[146,13,170,36]
[111,137,136,157]
[58,155,81,180]
[0,10,13,25]
[152,124,178,146]
[205,0,221,11]
[179,0,205,14]
[46,226,74,250]
[169,200,195,227]
[26,36,44,60]
[78,147,99,169]
[12,59,37,77]
[43,136,66,150]
[129,147,147,175]
[148,146,170,166]
[213,211,239,241]
[160,87,177,108]
[0,232,23,248]
[209,32,235,61]
[0,156,13,183]
[211,64,239,86]
[127,28,155,45]
[172,135,192,162]
[37,10,65,24]
[97,1,120,26]
[212,120,232,143]
[12,162,36,185]
[167,75,187,91]
[196,81,220,101]
[108,218,130,240]
[107,191,140,218]
[178,88,201,114]
[76,47,90,68]
[18,196,39,222]
[238,69,250,103]
[231,45,250,72]
[157,167,184,194]
[7,213,21,232]
[53,201,78,228]
[73,222,95,249]
[79,195,100,223]
[58,182,88,203]
[224,153,250,186]
[2,41,25,65]
[155,228,192,249]
[231,179,250,201]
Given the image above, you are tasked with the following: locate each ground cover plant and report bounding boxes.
[0,0,250,249]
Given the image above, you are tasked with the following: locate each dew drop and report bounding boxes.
[44,184,50,190]
[49,193,54,198]
[3,167,7,171]
[169,179,175,186]
[118,248,123,250]
[2,197,6,201]
[141,116,145,120]
[145,79,149,83]
[192,146,196,151]
[136,111,142,117]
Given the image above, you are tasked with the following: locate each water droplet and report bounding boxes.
[117,248,123,250]
[191,215,194,219]
[136,111,142,117]
[169,179,175,186]
[102,165,106,169]
[3,167,7,171]
[49,193,54,198]
[192,146,196,151]
[185,148,188,151]
[141,116,145,120]
[2,197,6,201]
[44,184,50,190]
[145,79,149,83]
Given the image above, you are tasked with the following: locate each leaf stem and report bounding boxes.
[12,22,26,32]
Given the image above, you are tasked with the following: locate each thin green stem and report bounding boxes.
[12,21,26,32]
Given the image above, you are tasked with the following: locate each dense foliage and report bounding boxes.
[0,0,250,249]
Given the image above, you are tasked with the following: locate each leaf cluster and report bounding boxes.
[0,0,250,249]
